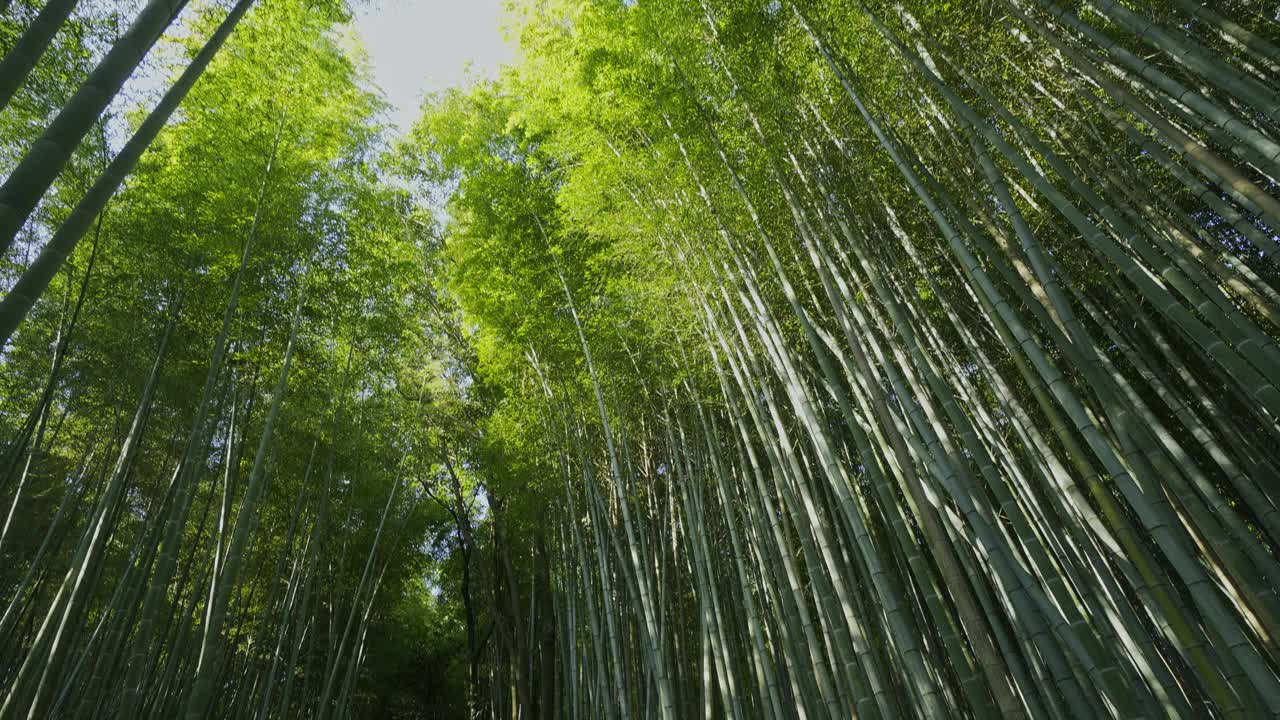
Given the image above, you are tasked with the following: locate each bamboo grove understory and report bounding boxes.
[2,0,1280,718]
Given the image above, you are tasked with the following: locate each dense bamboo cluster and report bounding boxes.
[0,1,429,717]
[473,0,1280,717]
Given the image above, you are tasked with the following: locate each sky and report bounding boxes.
[352,0,516,134]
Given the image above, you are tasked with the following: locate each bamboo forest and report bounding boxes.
[4,0,1280,717]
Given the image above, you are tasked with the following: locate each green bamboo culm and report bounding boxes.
[0,0,258,350]
[0,0,188,257]
[0,0,81,112]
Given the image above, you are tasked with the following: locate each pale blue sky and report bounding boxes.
[352,0,516,134]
